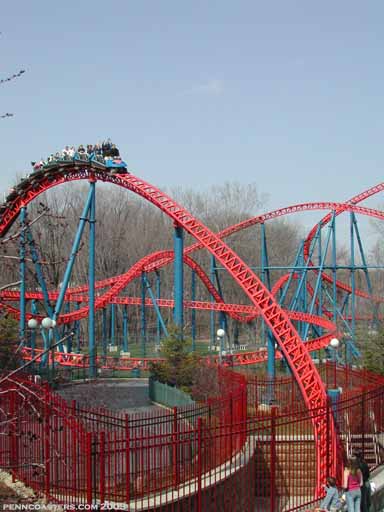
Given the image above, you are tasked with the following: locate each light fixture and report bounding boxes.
[329,338,340,349]
[41,317,56,329]
[27,318,39,329]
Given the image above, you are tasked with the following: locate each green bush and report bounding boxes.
[0,315,19,370]
[149,327,200,393]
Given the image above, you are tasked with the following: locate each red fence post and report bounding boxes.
[361,387,366,458]
[243,383,248,422]
[125,415,131,504]
[9,391,17,483]
[207,398,212,427]
[100,431,105,504]
[270,407,276,512]
[229,393,233,458]
[44,388,51,497]
[242,384,248,446]
[326,398,330,478]
[173,407,179,487]
[197,417,202,512]
[86,432,93,505]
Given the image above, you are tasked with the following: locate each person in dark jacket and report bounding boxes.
[102,139,112,157]
[110,144,120,158]
[353,452,371,512]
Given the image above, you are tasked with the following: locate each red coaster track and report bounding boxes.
[0,163,344,491]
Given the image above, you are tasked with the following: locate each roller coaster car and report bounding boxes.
[90,159,107,171]
[5,190,18,203]
[42,162,60,172]
[104,158,129,174]
[16,178,31,191]
[29,168,46,180]
[45,173,58,182]
[4,200,17,212]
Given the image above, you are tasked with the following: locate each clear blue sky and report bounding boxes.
[2,0,384,224]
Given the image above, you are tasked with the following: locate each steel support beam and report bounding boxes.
[88,181,96,378]
[173,224,184,334]
[123,305,129,352]
[19,207,26,343]
[191,269,196,351]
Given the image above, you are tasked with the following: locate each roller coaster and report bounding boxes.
[0,152,383,497]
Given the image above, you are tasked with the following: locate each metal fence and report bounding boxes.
[148,378,195,408]
[0,363,383,511]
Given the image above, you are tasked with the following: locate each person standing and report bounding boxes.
[343,458,363,512]
[353,451,371,512]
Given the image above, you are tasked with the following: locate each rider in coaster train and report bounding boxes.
[0,142,129,216]
[28,141,128,173]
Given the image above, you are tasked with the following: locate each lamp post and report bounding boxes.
[329,337,340,389]
[28,317,57,381]
[216,328,225,365]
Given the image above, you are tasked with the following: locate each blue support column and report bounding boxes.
[261,223,275,380]
[260,223,266,347]
[43,186,94,361]
[141,272,147,357]
[61,302,70,338]
[39,328,50,368]
[102,307,107,357]
[261,223,271,290]
[353,213,375,331]
[331,212,337,326]
[317,227,323,334]
[349,212,356,364]
[67,328,73,354]
[233,322,239,347]
[122,305,129,352]
[191,270,196,351]
[302,221,333,341]
[75,302,81,353]
[300,249,308,338]
[64,300,72,354]
[353,213,373,295]
[26,228,53,318]
[144,275,168,341]
[30,299,38,358]
[316,226,323,361]
[88,181,96,378]
[289,226,321,313]
[279,242,304,307]
[19,207,26,343]
[210,255,216,351]
[173,224,184,334]
[213,263,229,347]
[156,271,161,347]
[53,187,94,319]
[110,303,116,346]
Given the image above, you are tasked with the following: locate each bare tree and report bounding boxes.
[0,180,303,348]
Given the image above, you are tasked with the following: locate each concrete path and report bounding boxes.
[57,378,159,413]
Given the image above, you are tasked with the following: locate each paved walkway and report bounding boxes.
[58,378,159,413]
[369,466,384,511]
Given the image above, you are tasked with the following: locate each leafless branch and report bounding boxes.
[0,280,21,292]
[0,331,74,387]
[1,209,49,245]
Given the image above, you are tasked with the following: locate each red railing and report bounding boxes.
[0,364,383,511]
